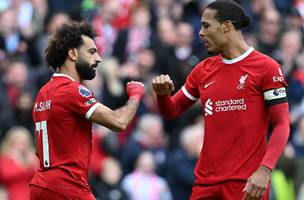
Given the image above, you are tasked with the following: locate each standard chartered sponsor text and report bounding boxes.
[215,98,247,112]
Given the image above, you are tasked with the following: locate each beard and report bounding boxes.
[207,49,219,56]
[75,58,96,80]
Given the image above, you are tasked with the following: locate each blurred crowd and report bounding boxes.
[0,0,303,199]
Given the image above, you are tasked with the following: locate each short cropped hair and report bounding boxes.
[44,21,95,70]
[207,0,251,30]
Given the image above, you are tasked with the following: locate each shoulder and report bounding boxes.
[76,84,94,98]
[41,76,79,94]
[196,55,221,69]
[53,80,95,102]
[250,50,280,68]
[61,81,94,98]
[243,50,281,78]
[190,55,221,75]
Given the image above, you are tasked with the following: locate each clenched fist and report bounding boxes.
[152,74,175,95]
[127,81,144,100]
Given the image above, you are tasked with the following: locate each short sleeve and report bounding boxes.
[262,62,288,106]
[183,65,200,101]
[69,85,100,119]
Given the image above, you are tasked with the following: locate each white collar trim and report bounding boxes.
[221,47,254,64]
[53,73,75,81]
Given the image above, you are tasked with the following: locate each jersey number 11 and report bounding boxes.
[35,120,50,167]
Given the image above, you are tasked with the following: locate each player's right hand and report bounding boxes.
[126,81,145,100]
[242,166,270,200]
[152,74,175,95]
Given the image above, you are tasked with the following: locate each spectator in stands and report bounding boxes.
[122,151,172,200]
[113,4,152,63]
[167,124,203,200]
[4,60,32,109]
[256,8,281,57]
[12,91,34,132]
[286,47,304,106]
[121,113,168,176]
[90,157,129,200]
[0,126,37,200]
[290,116,304,158]
[274,30,302,81]
[0,8,26,55]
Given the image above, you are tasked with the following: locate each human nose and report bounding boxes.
[199,28,205,39]
[96,53,102,63]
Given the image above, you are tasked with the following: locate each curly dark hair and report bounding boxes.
[44,21,96,71]
[206,0,251,30]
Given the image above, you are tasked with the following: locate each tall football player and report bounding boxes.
[152,1,290,199]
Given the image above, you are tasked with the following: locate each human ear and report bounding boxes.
[68,48,78,61]
[222,21,232,33]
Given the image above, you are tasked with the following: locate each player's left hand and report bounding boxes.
[242,166,271,200]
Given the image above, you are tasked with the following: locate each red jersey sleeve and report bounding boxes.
[259,59,290,169]
[260,103,290,170]
[261,60,288,106]
[183,64,201,101]
[68,84,100,119]
[261,61,287,91]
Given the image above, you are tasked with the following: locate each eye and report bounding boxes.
[89,49,97,54]
[202,22,209,29]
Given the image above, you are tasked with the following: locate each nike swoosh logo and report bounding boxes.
[204,81,215,88]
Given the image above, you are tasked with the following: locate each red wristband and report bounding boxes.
[127,82,144,101]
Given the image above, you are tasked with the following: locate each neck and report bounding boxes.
[220,32,250,60]
[58,61,81,82]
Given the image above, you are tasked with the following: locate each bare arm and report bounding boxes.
[90,98,140,132]
[90,81,144,132]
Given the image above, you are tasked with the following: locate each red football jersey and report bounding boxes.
[30,73,100,197]
[183,47,288,185]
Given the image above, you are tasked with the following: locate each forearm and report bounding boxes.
[157,90,194,119]
[91,81,143,131]
[90,99,140,132]
[111,98,140,131]
[260,103,290,170]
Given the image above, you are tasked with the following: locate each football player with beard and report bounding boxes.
[30,21,144,200]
